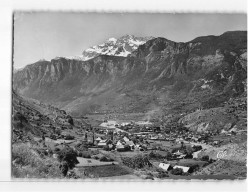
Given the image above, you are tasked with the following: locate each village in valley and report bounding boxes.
[12,90,247,180]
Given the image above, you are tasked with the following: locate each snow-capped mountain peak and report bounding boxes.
[66,35,154,61]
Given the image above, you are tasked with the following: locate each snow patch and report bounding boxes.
[108,38,117,43]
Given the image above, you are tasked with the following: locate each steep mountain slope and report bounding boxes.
[12,91,74,142]
[179,94,247,133]
[13,31,247,118]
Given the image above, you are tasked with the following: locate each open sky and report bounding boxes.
[14,12,247,69]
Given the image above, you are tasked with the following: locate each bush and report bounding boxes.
[49,134,57,140]
[54,148,60,153]
[201,155,210,162]
[13,112,28,124]
[171,168,183,175]
[64,134,74,140]
[208,158,216,164]
[99,156,108,162]
[35,148,52,157]
[189,164,199,173]
[99,156,114,162]
[81,151,91,158]
[54,129,61,135]
[157,171,169,178]
[93,156,99,160]
[185,153,193,159]
[67,169,80,179]
[90,149,100,155]
[182,172,190,176]
[108,158,114,162]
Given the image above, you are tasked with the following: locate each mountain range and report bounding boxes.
[55,35,154,61]
[13,31,247,124]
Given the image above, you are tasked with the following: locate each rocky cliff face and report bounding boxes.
[13,31,247,116]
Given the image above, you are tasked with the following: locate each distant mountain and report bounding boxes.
[60,35,154,61]
[13,31,247,119]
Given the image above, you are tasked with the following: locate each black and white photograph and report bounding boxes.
[10,4,247,183]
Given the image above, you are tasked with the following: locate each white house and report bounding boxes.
[116,144,125,152]
[173,150,183,156]
[121,122,130,126]
[97,139,112,147]
[150,135,159,140]
[125,141,135,149]
[159,163,172,171]
[95,137,103,144]
[173,165,190,173]
[123,136,130,142]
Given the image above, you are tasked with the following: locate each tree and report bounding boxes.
[67,115,74,126]
[132,138,138,144]
[103,145,109,151]
[124,145,131,151]
[166,152,172,160]
[181,141,185,149]
[64,134,74,140]
[192,145,202,152]
[171,168,183,175]
[184,145,193,158]
[57,147,79,174]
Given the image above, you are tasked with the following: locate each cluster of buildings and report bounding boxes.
[94,136,142,152]
[88,120,212,151]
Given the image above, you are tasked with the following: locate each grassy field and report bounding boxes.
[76,157,118,167]
[77,164,132,178]
[100,150,145,162]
